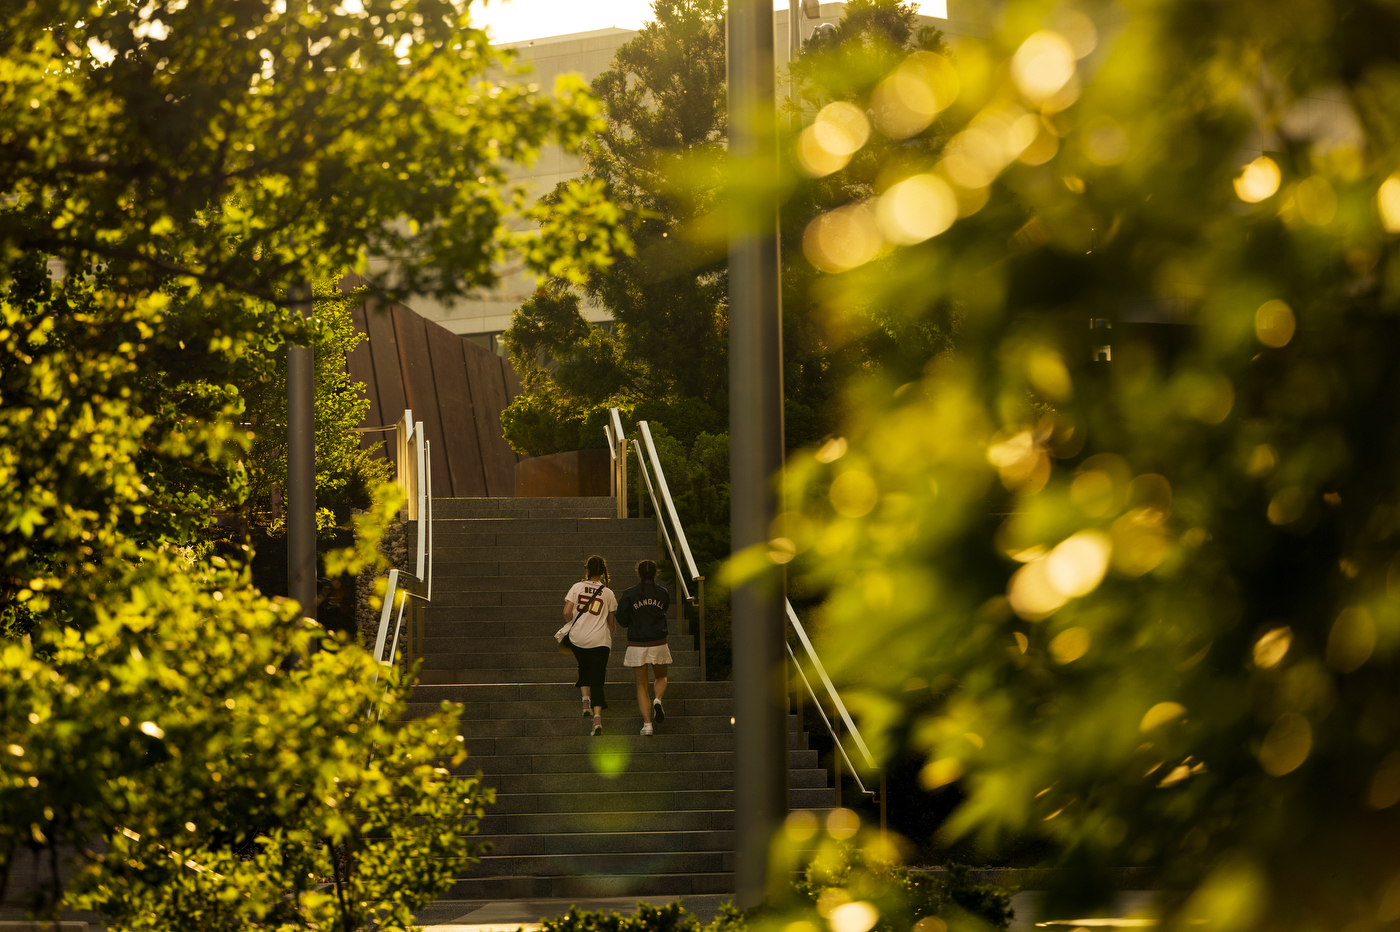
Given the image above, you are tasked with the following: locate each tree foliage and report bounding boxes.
[0,0,625,922]
[503,0,731,456]
[759,0,1400,925]
[238,279,391,534]
[502,0,953,458]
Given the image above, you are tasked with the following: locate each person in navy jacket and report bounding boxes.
[616,560,672,736]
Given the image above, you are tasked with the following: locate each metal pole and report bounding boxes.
[698,577,707,682]
[880,771,888,843]
[789,0,801,130]
[834,716,842,810]
[729,0,788,909]
[287,281,317,622]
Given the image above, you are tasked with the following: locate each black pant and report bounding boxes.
[571,644,610,710]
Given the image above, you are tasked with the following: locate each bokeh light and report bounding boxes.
[1049,626,1091,664]
[1380,174,1400,233]
[1252,627,1292,669]
[826,807,861,839]
[784,808,819,841]
[589,736,630,777]
[918,757,963,789]
[1045,531,1112,597]
[1234,156,1281,203]
[803,202,883,272]
[1259,713,1312,776]
[829,901,880,932]
[871,52,959,139]
[875,174,958,244]
[1254,299,1296,348]
[1011,31,1076,104]
[1326,607,1375,673]
[1295,176,1337,225]
[1140,701,1187,732]
[830,470,879,517]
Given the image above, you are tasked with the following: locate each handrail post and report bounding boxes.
[834,715,842,810]
[795,654,805,749]
[697,576,706,681]
[880,771,887,843]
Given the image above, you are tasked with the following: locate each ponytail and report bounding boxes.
[585,554,610,586]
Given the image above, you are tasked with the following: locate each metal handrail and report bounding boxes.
[372,410,434,682]
[637,421,699,582]
[606,407,880,787]
[631,438,692,602]
[786,600,875,769]
[786,640,873,797]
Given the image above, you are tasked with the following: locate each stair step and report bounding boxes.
[431,498,616,519]
[417,668,706,685]
[419,650,700,670]
[445,871,735,898]
[486,788,835,814]
[433,546,658,564]
[444,715,741,737]
[412,517,654,535]
[476,829,734,856]
[413,697,736,718]
[421,634,697,653]
[408,682,733,702]
[420,531,657,550]
[469,851,732,877]
[475,809,729,835]
[456,749,819,775]
[460,733,804,756]
[462,769,833,793]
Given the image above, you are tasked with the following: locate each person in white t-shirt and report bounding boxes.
[562,555,618,736]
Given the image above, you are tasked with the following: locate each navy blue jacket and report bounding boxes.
[616,581,671,645]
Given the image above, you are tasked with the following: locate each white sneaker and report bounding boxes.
[652,699,665,724]
[640,723,654,736]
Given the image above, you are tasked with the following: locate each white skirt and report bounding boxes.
[624,644,673,667]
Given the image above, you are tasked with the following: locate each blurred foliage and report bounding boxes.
[748,0,1400,926]
[791,841,1012,932]
[531,840,1011,932]
[0,0,626,921]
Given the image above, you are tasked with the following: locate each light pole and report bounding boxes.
[728,0,789,910]
[287,281,317,623]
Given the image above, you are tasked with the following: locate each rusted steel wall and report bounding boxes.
[339,273,522,497]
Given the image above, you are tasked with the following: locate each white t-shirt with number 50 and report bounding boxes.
[563,580,618,650]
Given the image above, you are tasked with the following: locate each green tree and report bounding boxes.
[503,0,952,459]
[0,0,625,922]
[503,0,731,456]
[236,279,390,535]
[751,0,1400,926]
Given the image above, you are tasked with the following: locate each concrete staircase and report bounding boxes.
[407,497,834,898]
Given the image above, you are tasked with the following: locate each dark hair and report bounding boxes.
[636,560,657,582]
[585,555,610,586]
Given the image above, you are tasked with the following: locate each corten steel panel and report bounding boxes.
[392,305,453,496]
[425,317,489,497]
[364,293,408,434]
[463,338,517,497]
[346,301,389,462]
[515,449,611,497]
